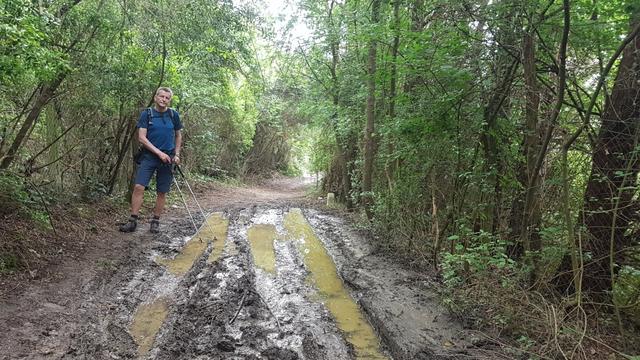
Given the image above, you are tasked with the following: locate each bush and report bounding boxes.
[79,176,108,202]
[441,239,517,289]
[0,172,32,217]
[614,265,640,326]
[0,172,53,227]
[0,253,18,274]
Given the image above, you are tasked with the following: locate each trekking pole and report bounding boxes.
[175,165,208,222]
[171,165,199,233]
[174,164,216,243]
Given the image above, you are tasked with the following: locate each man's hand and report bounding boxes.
[173,155,181,165]
[158,152,172,163]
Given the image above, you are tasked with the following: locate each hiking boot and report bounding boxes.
[119,218,137,232]
[150,219,160,233]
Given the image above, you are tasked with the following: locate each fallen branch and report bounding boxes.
[227,288,283,336]
[253,289,283,333]
[229,290,248,325]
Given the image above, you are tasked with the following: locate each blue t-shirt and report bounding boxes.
[137,108,183,153]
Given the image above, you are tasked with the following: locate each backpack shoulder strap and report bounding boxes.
[167,108,179,128]
[145,108,153,127]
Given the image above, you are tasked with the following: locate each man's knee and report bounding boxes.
[133,184,146,194]
[156,171,173,193]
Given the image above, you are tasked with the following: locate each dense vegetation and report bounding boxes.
[296,0,640,357]
[1,0,639,357]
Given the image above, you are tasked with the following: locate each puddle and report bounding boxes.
[136,214,227,355]
[247,223,278,274]
[284,208,387,360]
[55,192,484,360]
[156,212,227,275]
[156,238,207,276]
[129,298,169,355]
[206,212,228,263]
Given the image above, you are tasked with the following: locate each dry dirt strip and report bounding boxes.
[9,205,503,359]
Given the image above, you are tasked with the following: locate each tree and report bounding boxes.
[362,0,382,219]
[0,0,94,170]
[577,4,640,297]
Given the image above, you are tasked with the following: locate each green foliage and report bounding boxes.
[0,173,52,228]
[0,0,65,85]
[0,172,31,215]
[614,265,640,325]
[79,176,109,202]
[96,258,116,271]
[441,239,517,288]
[0,0,638,354]
[0,0,262,189]
[438,236,540,342]
[306,125,335,175]
[0,253,18,273]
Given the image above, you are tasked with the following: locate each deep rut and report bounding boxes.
[66,206,375,359]
[2,182,498,360]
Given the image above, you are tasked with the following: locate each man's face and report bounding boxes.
[155,90,172,108]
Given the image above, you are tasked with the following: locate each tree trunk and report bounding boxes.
[509,30,542,258]
[0,75,66,170]
[362,0,381,219]
[579,10,640,297]
[384,0,401,191]
[325,0,355,209]
[480,58,518,233]
[479,1,520,233]
[107,113,138,195]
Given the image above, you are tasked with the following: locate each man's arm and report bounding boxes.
[139,128,171,163]
[173,129,182,165]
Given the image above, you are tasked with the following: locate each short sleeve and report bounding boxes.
[173,110,183,131]
[136,110,148,129]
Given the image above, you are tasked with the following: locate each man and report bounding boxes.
[119,87,183,233]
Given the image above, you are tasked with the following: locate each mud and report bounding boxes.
[0,178,505,359]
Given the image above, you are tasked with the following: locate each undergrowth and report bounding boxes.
[1,173,52,273]
[367,198,640,359]
[0,172,121,276]
[0,172,51,227]
[438,238,640,360]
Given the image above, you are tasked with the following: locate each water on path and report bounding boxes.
[247,223,278,274]
[284,208,387,360]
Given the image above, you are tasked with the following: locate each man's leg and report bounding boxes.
[150,163,173,233]
[150,192,166,234]
[131,184,146,215]
[120,156,156,232]
[119,184,146,232]
[154,192,167,217]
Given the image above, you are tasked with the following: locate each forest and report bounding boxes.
[1,0,640,358]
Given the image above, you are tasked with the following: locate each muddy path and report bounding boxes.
[0,178,507,360]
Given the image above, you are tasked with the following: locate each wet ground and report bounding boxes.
[0,178,507,359]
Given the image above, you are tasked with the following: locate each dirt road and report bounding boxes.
[0,178,503,359]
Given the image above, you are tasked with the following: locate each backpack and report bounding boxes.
[144,107,178,128]
[134,107,178,163]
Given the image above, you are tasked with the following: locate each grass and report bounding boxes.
[96,259,116,271]
[0,254,18,274]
